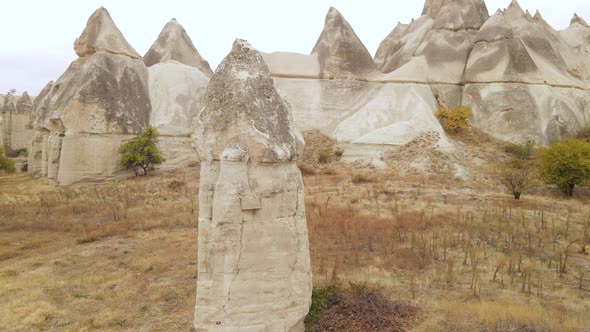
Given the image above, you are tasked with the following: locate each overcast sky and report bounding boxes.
[1,0,589,95]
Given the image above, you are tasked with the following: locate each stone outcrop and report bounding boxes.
[462,1,590,145]
[375,0,488,86]
[1,93,35,153]
[145,19,210,169]
[374,0,590,145]
[144,19,213,76]
[262,7,450,164]
[29,7,150,185]
[193,39,311,331]
[311,7,377,79]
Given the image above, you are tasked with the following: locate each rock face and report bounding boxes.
[374,0,590,145]
[263,7,450,162]
[145,20,211,169]
[462,1,590,145]
[375,0,488,86]
[311,7,377,79]
[29,7,150,185]
[144,19,213,76]
[193,39,311,331]
[0,93,35,153]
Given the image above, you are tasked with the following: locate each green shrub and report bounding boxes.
[538,138,590,197]
[435,106,471,133]
[502,140,536,159]
[0,147,16,173]
[119,126,165,176]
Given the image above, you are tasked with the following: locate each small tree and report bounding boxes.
[538,138,590,197]
[0,146,16,173]
[118,126,165,176]
[434,106,471,133]
[498,159,537,199]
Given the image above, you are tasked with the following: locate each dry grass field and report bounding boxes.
[1,130,590,331]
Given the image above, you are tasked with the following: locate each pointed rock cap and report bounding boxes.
[422,0,489,29]
[374,22,409,67]
[144,19,213,76]
[311,7,376,79]
[505,0,525,18]
[74,7,141,59]
[194,39,304,163]
[571,13,589,27]
[533,10,542,20]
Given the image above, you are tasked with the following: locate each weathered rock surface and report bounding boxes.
[29,7,150,185]
[263,7,450,160]
[144,19,213,76]
[74,7,141,59]
[373,0,590,144]
[1,93,35,153]
[376,0,488,84]
[461,1,590,144]
[193,39,311,332]
[311,7,377,79]
[146,20,211,169]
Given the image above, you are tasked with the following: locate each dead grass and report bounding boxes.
[1,131,590,330]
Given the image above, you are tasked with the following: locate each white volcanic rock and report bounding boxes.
[560,14,590,81]
[464,83,590,145]
[148,62,208,168]
[571,13,589,27]
[311,7,377,79]
[465,0,577,86]
[373,22,409,69]
[262,6,450,159]
[1,93,35,152]
[376,0,488,86]
[144,19,213,76]
[193,39,311,332]
[149,62,208,137]
[462,1,590,144]
[30,7,150,185]
[145,19,212,169]
[422,0,489,30]
[74,7,141,59]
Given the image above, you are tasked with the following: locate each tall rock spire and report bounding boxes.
[144,19,213,76]
[74,7,141,58]
[311,7,376,79]
[193,39,311,331]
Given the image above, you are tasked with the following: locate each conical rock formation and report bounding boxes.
[311,7,377,79]
[261,7,451,164]
[30,7,150,185]
[193,39,311,331]
[74,7,141,59]
[144,19,213,76]
[145,19,211,169]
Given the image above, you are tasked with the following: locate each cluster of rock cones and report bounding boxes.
[0,0,588,186]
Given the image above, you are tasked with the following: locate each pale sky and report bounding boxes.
[1,0,589,95]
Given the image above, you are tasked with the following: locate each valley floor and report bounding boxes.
[1,130,590,331]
